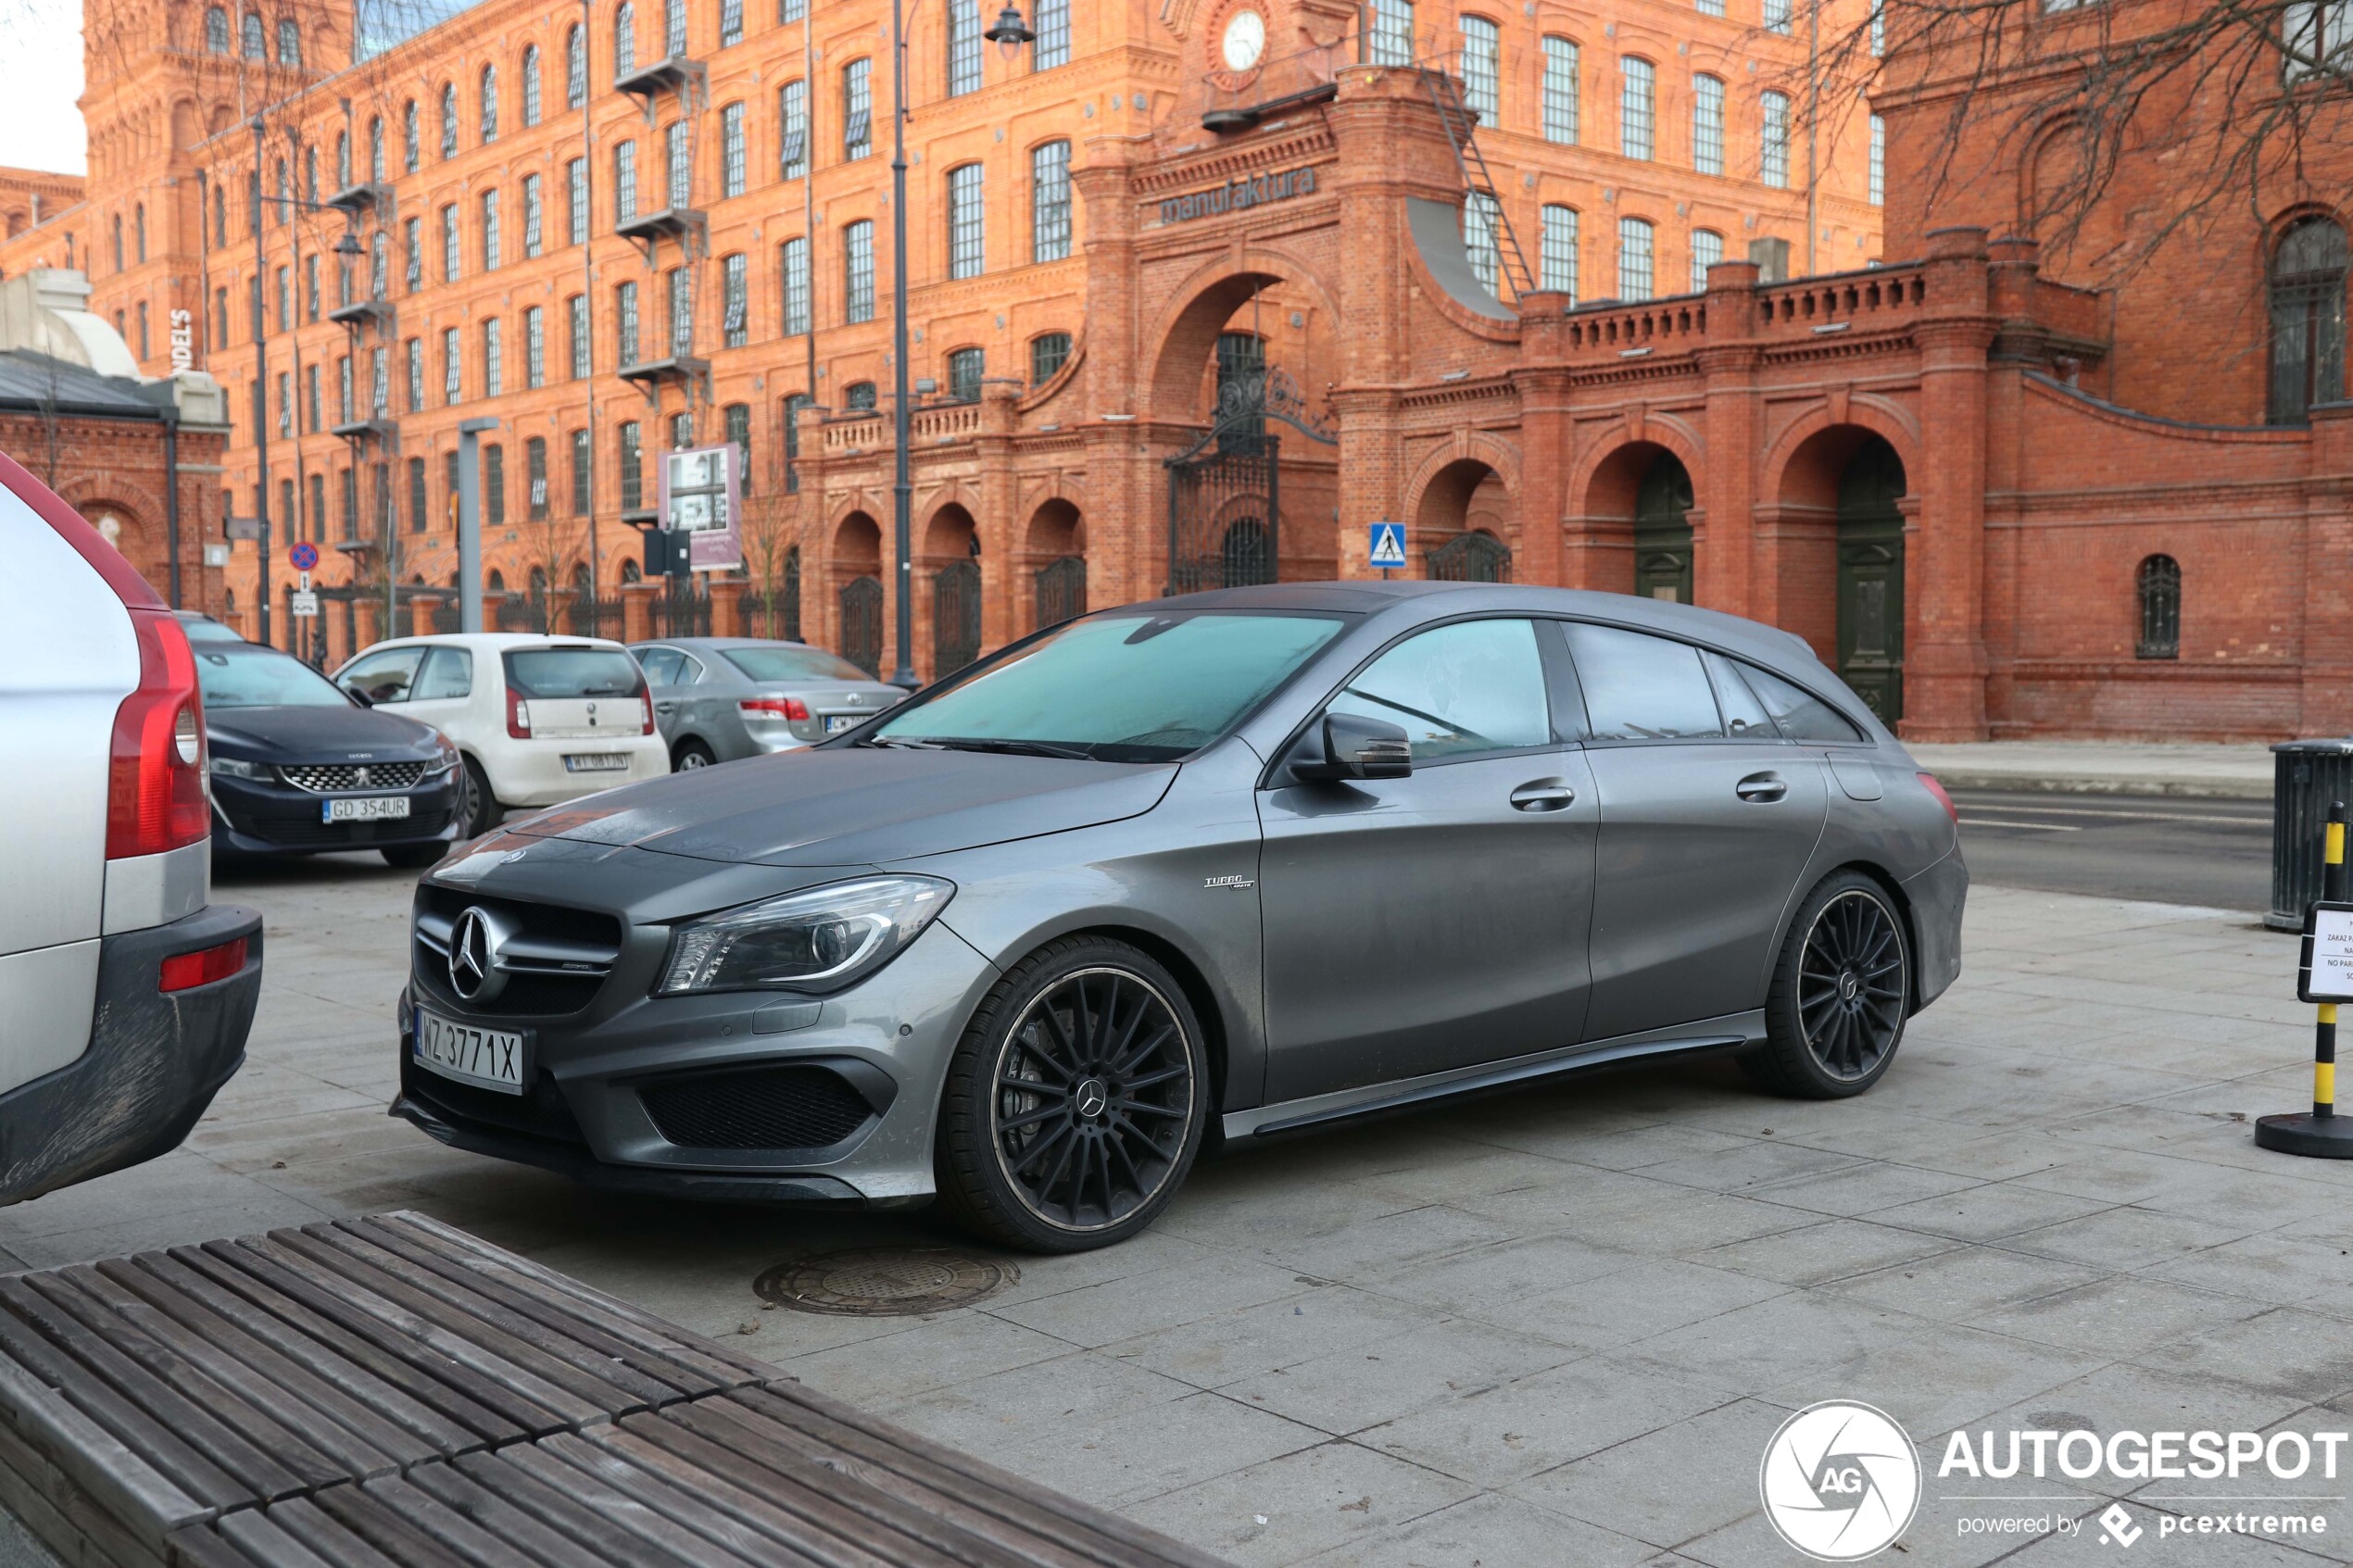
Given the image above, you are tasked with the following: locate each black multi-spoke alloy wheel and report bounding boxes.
[1742,871,1911,1098]
[937,937,1208,1252]
[459,755,500,837]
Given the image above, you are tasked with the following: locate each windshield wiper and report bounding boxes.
[926,737,1096,761]
[856,734,946,749]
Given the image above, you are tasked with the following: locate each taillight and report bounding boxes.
[159,936,246,993]
[506,686,531,738]
[738,696,811,721]
[107,609,208,859]
[1918,771,1957,824]
[641,694,656,734]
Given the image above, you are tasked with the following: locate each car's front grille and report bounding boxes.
[230,806,454,847]
[402,1055,588,1148]
[413,887,623,1016]
[637,1064,873,1152]
[281,760,431,792]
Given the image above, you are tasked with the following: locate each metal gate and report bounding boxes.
[1426,532,1513,582]
[1035,555,1087,628]
[648,579,712,640]
[934,559,981,675]
[839,574,884,677]
[1164,366,1334,595]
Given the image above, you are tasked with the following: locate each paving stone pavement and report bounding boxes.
[7,856,2353,1565]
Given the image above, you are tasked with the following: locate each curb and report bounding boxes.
[1931,771,2271,802]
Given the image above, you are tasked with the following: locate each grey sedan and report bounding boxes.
[396,583,1966,1254]
[629,637,907,769]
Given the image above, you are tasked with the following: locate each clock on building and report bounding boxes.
[1221,8,1266,70]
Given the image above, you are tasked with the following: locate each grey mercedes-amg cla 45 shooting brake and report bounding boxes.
[394,582,1966,1252]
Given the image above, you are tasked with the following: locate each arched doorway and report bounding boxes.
[1416,458,1515,582]
[833,510,884,677]
[1634,454,1693,603]
[1835,437,1906,723]
[1027,499,1085,630]
[925,504,981,676]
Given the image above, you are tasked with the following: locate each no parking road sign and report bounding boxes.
[288,541,319,572]
[1368,521,1407,570]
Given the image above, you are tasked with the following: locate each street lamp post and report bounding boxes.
[886,0,1032,687]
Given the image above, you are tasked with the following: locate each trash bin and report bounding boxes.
[2270,740,2353,929]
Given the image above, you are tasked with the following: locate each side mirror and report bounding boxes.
[345,685,373,708]
[1294,712,1412,784]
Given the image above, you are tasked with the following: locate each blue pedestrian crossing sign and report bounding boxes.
[1368,521,1407,570]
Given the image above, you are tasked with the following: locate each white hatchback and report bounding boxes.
[332,633,669,835]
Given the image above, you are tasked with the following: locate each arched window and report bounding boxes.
[302,144,316,201]
[402,101,420,171]
[368,117,384,181]
[662,0,685,58]
[479,64,498,141]
[276,17,299,65]
[2270,215,2347,425]
[521,45,541,126]
[333,131,349,188]
[615,2,635,75]
[566,26,586,106]
[110,214,122,271]
[240,10,264,57]
[440,83,459,157]
[134,203,146,262]
[212,183,227,245]
[204,6,229,52]
[2136,555,2181,660]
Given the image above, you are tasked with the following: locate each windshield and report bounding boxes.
[503,647,646,698]
[722,646,874,684]
[869,611,1345,761]
[195,647,355,709]
[179,616,246,644]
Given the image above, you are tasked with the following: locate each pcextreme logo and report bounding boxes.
[1759,1401,1923,1562]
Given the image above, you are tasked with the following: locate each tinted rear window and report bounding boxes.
[722,646,873,684]
[503,647,646,698]
[1739,662,1869,744]
[1563,623,1723,741]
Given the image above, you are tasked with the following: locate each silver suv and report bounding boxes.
[0,452,261,1203]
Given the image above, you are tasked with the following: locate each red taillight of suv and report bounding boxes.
[1919,771,1957,824]
[159,936,247,993]
[506,686,532,739]
[106,609,208,859]
[739,696,811,722]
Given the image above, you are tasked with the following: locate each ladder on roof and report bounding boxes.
[1420,65,1535,307]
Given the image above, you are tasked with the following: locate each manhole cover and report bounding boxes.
[755,1248,1016,1316]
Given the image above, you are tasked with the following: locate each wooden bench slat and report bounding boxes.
[335,1219,739,1401]
[63,1263,415,1482]
[380,1216,774,1386]
[409,1455,708,1568]
[0,1312,245,1513]
[527,1430,861,1568]
[258,1497,422,1568]
[308,1482,483,1568]
[165,1522,269,1568]
[106,1255,474,1465]
[255,1231,635,1425]
[189,1510,342,1568]
[491,1440,772,1568]
[0,1275,316,1503]
[350,1474,560,1568]
[193,1237,577,1436]
[295,1224,700,1410]
[619,1404,1082,1568]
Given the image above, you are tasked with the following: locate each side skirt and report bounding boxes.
[1222,1010,1768,1143]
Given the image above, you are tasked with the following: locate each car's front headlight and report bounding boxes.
[655,875,953,997]
[425,736,460,774]
[208,756,269,780]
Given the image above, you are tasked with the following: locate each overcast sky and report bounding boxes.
[0,0,87,173]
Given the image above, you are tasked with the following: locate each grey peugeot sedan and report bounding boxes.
[395,583,1966,1253]
[629,637,907,769]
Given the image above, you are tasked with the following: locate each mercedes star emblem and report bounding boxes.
[447,907,505,1002]
[1075,1077,1109,1119]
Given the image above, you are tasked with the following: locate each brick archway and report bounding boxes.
[1404,434,1521,578]
[1565,422,1705,596]
[1142,246,1345,422]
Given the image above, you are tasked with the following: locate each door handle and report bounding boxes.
[1509,780,1577,812]
[1737,771,1788,803]
[656,701,676,713]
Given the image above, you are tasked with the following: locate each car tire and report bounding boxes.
[935,936,1211,1254]
[459,756,501,837]
[1741,870,1911,1099]
[380,843,443,869]
[672,739,716,771]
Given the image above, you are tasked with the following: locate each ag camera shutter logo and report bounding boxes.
[1760,1401,1922,1561]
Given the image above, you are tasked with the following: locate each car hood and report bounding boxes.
[207,702,447,761]
[502,745,1178,866]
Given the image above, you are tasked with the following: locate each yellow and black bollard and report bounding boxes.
[2259,799,2353,1157]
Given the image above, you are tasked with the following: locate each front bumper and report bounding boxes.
[391,913,1000,1204]
[0,904,261,1204]
[210,770,463,857]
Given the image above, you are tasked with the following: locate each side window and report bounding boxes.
[635,646,684,684]
[1561,623,1722,742]
[1704,651,1779,741]
[412,646,473,700]
[1327,619,1552,764]
[338,646,427,704]
[677,652,707,683]
[1739,661,1869,744]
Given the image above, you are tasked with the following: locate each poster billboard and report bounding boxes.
[658,444,744,572]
